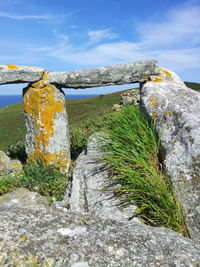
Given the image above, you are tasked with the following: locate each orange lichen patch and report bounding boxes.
[151,113,157,119]
[11,161,21,167]
[6,64,20,70]
[166,111,172,116]
[23,72,65,165]
[20,235,27,241]
[153,77,164,82]
[150,102,157,107]
[150,97,157,102]
[145,75,151,81]
[160,68,171,77]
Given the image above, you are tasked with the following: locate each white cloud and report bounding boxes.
[0,1,199,80]
[0,11,55,20]
[87,28,118,43]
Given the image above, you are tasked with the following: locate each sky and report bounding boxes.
[0,0,199,95]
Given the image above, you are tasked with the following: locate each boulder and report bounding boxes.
[0,187,48,207]
[141,68,200,241]
[0,202,199,266]
[64,132,140,224]
[121,88,140,106]
[0,151,22,175]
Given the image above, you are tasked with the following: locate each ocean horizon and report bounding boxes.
[0,94,99,108]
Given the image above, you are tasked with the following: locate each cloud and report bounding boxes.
[0,1,199,80]
[87,28,118,43]
[136,3,200,48]
[0,10,78,23]
[0,11,55,20]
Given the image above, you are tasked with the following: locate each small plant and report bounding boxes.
[7,141,27,163]
[102,105,189,237]
[0,173,22,196]
[21,159,68,201]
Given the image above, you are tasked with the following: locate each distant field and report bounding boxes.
[0,90,124,151]
[0,82,199,152]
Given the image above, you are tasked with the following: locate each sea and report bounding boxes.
[0,94,99,108]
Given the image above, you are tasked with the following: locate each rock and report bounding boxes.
[0,187,48,207]
[23,73,71,173]
[121,88,140,105]
[112,104,122,112]
[0,151,11,171]
[141,68,200,241]
[48,60,159,88]
[64,132,140,224]
[0,60,160,88]
[0,64,45,85]
[0,203,199,266]
[0,151,22,175]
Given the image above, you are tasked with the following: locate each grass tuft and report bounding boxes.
[102,105,189,237]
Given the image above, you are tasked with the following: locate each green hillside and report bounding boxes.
[0,90,124,151]
[0,81,199,152]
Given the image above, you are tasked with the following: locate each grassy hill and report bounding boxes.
[0,90,124,151]
[0,81,199,152]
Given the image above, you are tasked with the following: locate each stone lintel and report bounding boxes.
[48,60,159,88]
[0,60,159,88]
[0,64,45,85]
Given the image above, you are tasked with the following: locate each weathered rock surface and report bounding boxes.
[65,132,140,224]
[0,64,44,85]
[0,192,200,266]
[23,76,71,172]
[48,60,159,88]
[0,151,22,174]
[0,60,159,88]
[0,187,48,207]
[141,68,200,241]
[121,88,140,106]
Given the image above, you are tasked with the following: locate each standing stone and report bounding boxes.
[140,68,200,241]
[23,72,70,173]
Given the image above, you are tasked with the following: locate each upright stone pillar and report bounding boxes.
[23,72,70,173]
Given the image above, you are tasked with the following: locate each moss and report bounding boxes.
[6,64,19,70]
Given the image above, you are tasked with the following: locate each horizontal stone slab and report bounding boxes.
[48,60,159,88]
[0,60,159,88]
[0,64,45,85]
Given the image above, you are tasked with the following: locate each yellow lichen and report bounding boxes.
[23,189,29,193]
[160,68,171,77]
[151,113,157,119]
[23,72,65,166]
[20,235,27,241]
[153,77,164,83]
[166,111,172,116]
[150,103,157,107]
[150,97,157,102]
[6,64,19,70]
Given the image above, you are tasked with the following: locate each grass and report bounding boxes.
[0,90,123,151]
[0,159,69,201]
[102,105,189,237]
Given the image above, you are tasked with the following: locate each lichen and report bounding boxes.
[160,68,171,77]
[151,113,157,119]
[6,64,19,70]
[23,72,65,166]
[153,77,164,83]
[166,111,172,116]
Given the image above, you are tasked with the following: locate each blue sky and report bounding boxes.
[0,0,199,95]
